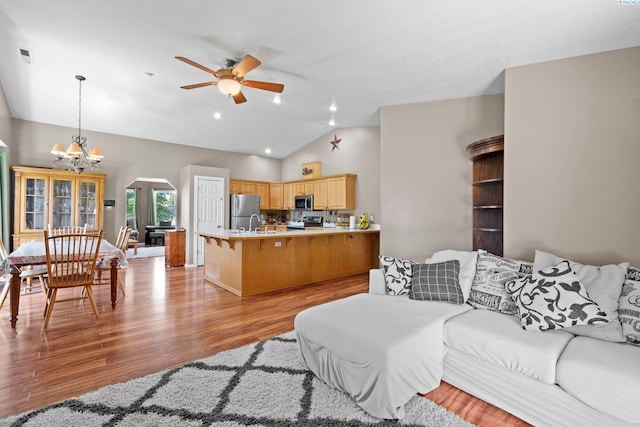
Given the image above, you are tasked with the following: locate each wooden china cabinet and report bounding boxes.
[11,166,105,249]
[466,135,504,256]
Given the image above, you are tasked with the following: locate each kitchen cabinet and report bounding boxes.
[229,180,239,194]
[165,229,186,267]
[327,174,356,210]
[295,181,314,196]
[230,179,270,209]
[256,182,270,209]
[230,174,356,211]
[269,183,283,209]
[283,182,295,210]
[12,166,105,249]
[239,181,255,195]
[313,180,328,210]
[466,135,504,256]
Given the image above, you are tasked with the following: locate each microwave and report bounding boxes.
[294,194,314,210]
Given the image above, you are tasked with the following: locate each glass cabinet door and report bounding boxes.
[78,180,97,229]
[24,177,46,230]
[51,178,73,227]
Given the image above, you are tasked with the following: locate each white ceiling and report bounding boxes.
[1,1,639,159]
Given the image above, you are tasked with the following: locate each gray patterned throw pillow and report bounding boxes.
[379,255,416,295]
[505,261,609,332]
[619,266,640,346]
[409,260,464,304]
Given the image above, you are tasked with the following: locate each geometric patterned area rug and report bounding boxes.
[0,331,474,427]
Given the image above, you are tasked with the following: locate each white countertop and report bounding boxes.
[199,224,380,240]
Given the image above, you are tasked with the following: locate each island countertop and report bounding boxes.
[197,225,380,241]
[198,225,380,296]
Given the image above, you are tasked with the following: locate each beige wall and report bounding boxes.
[505,46,640,266]
[281,126,380,219]
[380,95,505,262]
[5,119,281,242]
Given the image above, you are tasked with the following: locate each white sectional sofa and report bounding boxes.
[296,249,640,426]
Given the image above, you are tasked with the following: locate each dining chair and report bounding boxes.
[43,229,103,328]
[0,240,48,310]
[94,226,131,295]
[47,223,88,236]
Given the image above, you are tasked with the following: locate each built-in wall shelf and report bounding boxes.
[466,135,504,256]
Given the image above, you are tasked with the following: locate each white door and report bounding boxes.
[194,176,224,265]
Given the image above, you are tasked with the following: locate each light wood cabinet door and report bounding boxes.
[239,181,255,194]
[313,179,328,210]
[12,166,105,249]
[283,183,295,210]
[327,175,356,209]
[256,182,270,209]
[269,183,283,209]
[294,181,314,196]
[229,180,240,194]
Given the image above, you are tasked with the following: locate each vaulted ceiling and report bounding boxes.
[1,1,639,158]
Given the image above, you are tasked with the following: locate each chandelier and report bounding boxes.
[51,75,103,173]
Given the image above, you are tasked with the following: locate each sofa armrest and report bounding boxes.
[369,269,387,295]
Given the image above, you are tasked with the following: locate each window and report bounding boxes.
[126,188,136,221]
[154,189,176,225]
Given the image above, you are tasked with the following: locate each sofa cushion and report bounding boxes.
[409,260,464,304]
[556,336,640,424]
[619,265,640,345]
[379,255,416,296]
[505,261,609,332]
[468,250,533,314]
[443,309,573,384]
[533,250,628,342]
[427,250,478,302]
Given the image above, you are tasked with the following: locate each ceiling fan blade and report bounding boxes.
[180,81,218,89]
[175,56,217,75]
[242,80,284,93]
[233,91,247,104]
[233,55,261,77]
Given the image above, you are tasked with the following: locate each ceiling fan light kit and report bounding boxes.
[175,54,284,104]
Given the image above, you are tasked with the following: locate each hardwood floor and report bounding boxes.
[0,257,528,426]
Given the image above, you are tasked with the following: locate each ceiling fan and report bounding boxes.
[175,55,284,104]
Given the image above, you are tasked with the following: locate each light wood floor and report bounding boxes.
[0,257,529,426]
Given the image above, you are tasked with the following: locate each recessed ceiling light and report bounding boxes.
[213,112,222,119]
[265,148,271,154]
[273,95,281,104]
[329,119,335,126]
[329,103,337,112]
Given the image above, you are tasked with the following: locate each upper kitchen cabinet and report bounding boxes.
[255,182,270,209]
[12,166,105,248]
[269,183,284,210]
[327,174,356,210]
[295,181,314,196]
[313,180,328,210]
[283,182,295,210]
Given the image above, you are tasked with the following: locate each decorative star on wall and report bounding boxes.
[329,134,342,151]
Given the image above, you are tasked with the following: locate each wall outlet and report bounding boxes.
[274,241,282,247]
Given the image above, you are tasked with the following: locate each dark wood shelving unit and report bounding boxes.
[466,135,504,256]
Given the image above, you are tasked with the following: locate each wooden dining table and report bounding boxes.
[5,239,127,328]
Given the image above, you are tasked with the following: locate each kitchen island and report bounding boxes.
[198,227,380,296]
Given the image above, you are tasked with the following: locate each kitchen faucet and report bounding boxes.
[248,214,260,233]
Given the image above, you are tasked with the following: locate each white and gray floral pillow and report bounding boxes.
[506,261,609,332]
[619,266,640,346]
[379,255,416,296]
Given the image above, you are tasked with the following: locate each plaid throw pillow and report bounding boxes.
[409,260,464,304]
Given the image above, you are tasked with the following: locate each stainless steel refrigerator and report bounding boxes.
[230,194,261,230]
